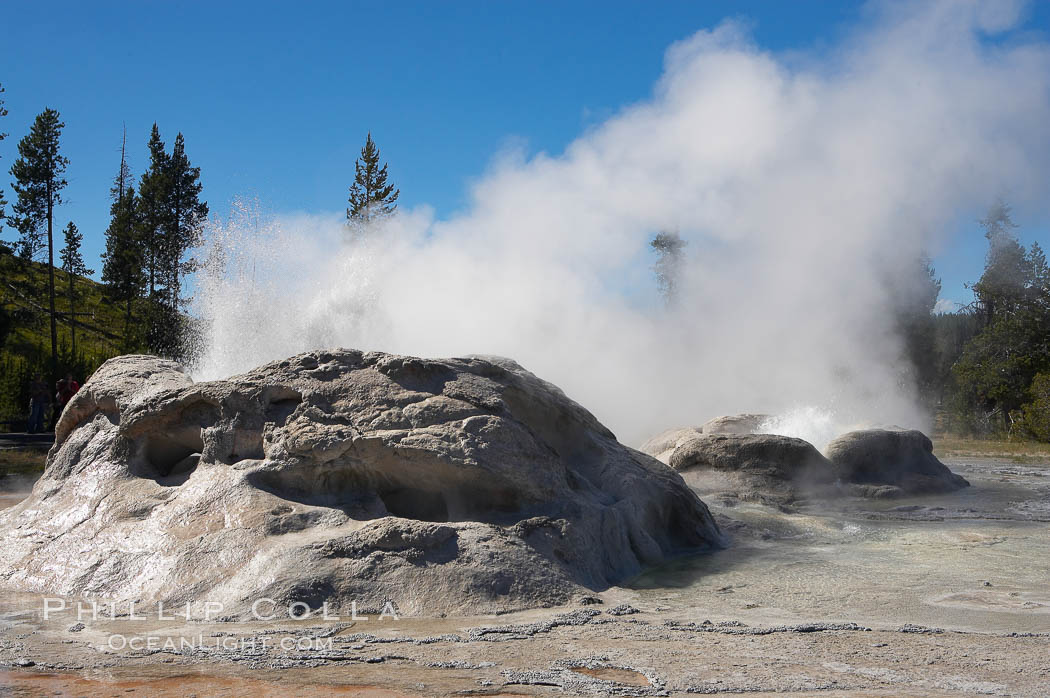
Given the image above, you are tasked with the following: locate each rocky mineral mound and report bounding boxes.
[644,421,969,504]
[667,434,839,506]
[0,351,722,617]
[700,414,770,436]
[826,428,969,497]
[639,414,771,464]
[639,427,704,464]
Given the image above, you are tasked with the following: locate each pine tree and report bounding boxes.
[137,123,169,301]
[893,254,942,407]
[0,83,8,237]
[972,201,1028,325]
[59,221,93,360]
[0,85,8,348]
[137,124,181,357]
[347,132,399,227]
[12,221,44,261]
[953,205,1050,432]
[102,127,144,349]
[9,108,68,379]
[651,231,687,305]
[1028,241,1049,304]
[133,126,207,358]
[164,132,207,314]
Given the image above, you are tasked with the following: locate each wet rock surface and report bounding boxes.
[0,350,722,617]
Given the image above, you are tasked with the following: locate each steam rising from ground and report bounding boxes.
[193,1,1050,445]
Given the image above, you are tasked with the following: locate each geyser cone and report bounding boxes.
[0,350,722,617]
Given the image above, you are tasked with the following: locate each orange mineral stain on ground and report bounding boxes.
[0,671,414,697]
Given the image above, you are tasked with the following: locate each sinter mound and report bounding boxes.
[639,427,705,464]
[0,351,722,617]
[700,413,770,436]
[827,428,970,497]
[669,433,839,506]
[639,414,770,464]
[641,417,969,503]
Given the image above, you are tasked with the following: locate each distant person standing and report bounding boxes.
[27,374,50,433]
[52,373,80,429]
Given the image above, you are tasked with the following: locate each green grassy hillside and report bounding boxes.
[0,245,127,429]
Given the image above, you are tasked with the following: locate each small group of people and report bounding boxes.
[27,372,81,434]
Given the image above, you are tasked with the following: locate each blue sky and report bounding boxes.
[2,0,1048,307]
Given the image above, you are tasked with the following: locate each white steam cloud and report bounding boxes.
[193,1,1050,446]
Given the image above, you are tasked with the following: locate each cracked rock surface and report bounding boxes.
[0,350,722,616]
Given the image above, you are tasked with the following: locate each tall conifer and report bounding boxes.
[137,123,168,301]
[59,221,92,359]
[102,127,144,348]
[347,132,399,226]
[165,132,207,313]
[0,83,8,236]
[9,108,68,378]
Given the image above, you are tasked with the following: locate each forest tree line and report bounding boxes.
[0,89,400,429]
[0,90,206,367]
[865,201,1049,441]
[926,203,1050,440]
[0,83,206,425]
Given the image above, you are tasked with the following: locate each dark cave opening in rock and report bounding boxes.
[379,487,451,522]
[265,396,302,427]
[138,428,205,483]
